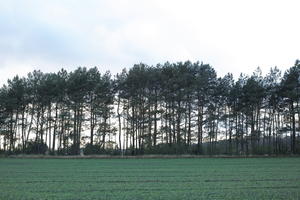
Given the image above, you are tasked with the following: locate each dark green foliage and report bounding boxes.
[83,143,103,154]
[24,141,48,154]
[84,143,121,155]
[0,60,300,155]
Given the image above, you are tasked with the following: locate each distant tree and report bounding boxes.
[280,61,300,154]
[0,60,299,155]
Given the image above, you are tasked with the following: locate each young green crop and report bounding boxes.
[0,158,299,200]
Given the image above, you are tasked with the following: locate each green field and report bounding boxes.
[0,158,300,200]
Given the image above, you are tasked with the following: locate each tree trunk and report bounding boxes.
[291,102,296,154]
[117,96,122,150]
[52,103,58,152]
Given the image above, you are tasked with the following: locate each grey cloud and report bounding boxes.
[0,0,299,84]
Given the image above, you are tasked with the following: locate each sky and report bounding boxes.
[0,0,299,85]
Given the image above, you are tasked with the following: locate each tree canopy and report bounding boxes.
[0,61,300,155]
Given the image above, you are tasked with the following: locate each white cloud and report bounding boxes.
[0,0,299,84]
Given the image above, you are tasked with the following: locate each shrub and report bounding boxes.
[24,141,48,154]
[83,143,104,155]
[84,143,122,155]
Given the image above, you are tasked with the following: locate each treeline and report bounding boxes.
[0,60,300,155]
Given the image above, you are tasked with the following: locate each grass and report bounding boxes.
[0,158,300,200]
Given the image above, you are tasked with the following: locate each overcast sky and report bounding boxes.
[0,0,299,85]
